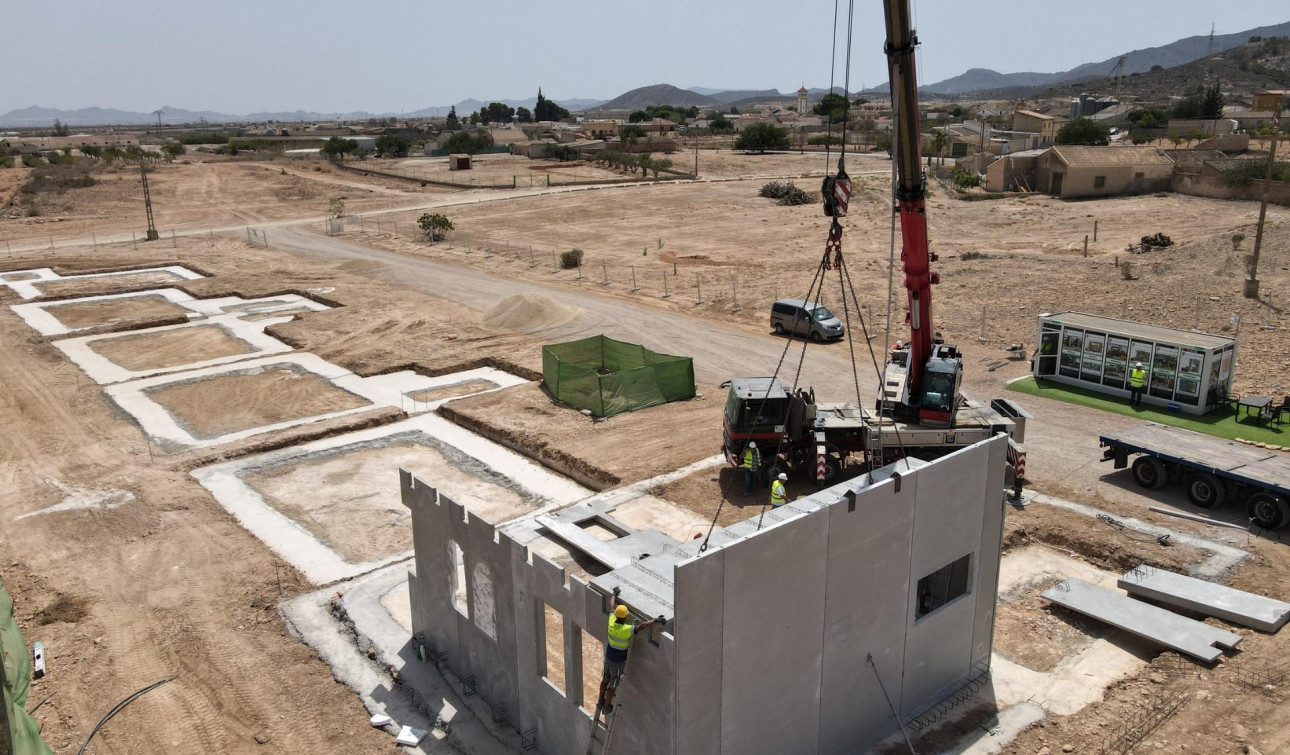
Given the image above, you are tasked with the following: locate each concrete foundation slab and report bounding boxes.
[106,352,522,450]
[1119,565,1290,633]
[0,265,203,299]
[1042,578,1243,663]
[194,406,587,584]
[55,313,296,383]
[11,288,329,336]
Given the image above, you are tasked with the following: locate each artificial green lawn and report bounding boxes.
[1007,376,1289,445]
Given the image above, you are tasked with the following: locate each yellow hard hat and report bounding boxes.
[614,605,629,619]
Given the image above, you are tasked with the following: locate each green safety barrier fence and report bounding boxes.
[2,577,53,755]
[542,335,695,418]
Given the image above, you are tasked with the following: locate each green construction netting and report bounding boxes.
[543,335,695,417]
[2,577,53,755]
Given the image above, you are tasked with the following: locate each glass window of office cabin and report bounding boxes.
[1059,328,1084,378]
[1103,336,1129,388]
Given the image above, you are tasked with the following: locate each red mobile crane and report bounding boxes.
[720,0,1028,484]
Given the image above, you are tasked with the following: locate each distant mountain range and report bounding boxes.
[917,19,1290,94]
[4,19,1287,127]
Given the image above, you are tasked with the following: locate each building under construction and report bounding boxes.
[402,435,1009,754]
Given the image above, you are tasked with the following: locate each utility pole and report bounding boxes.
[141,162,160,240]
[1245,101,1281,299]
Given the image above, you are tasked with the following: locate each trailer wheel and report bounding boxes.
[1185,473,1226,509]
[1248,493,1290,530]
[1131,456,1167,490]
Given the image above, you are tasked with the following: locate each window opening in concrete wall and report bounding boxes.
[448,539,469,618]
[915,553,971,620]
[579,626,605,715]
[542,603,567,696]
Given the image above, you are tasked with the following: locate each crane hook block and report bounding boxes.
[821,171,852,218]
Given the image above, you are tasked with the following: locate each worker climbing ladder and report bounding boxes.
[584,647,631,755]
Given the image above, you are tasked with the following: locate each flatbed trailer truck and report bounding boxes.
[1100,422,1290,529]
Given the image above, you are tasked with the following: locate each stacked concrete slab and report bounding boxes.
[1119,565,1290,633]
[403,435,1011,754]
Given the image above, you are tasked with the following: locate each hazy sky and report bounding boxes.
[3,0,1287,113]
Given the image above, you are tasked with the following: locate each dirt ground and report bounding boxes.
[440,381,722,489]
[1,146,1289,755]
[88,324,254,371]
[42,293,192,329]
[146,364,372,439]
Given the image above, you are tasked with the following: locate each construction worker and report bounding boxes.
[1129,362,1147,407]
[770,471,788,508]
[741,441,761,495]
[597,605,664,713]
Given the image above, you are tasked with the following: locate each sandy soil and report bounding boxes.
[88,324,254,371]
[43,294,192,329]
[340,173,1289,396]
[33,269,188,298]
[245,437,540,564]
[440,381,722,489]
[146,364,372,440]
[0,157,423,243]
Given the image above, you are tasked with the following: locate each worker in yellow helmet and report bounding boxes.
[596,605,665,713]
[1129,362,1147,407]
[770,471,788,508]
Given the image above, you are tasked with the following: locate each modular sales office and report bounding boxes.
[1034,312,1237,415]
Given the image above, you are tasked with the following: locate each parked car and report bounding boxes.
[770,298,845,341]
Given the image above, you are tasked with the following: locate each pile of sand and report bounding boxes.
[483,294,583,331]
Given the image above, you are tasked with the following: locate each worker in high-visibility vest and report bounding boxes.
[741,441,761,495]
[596,605,664,713]
[770,472,788,508]
[1129,362,1147,407]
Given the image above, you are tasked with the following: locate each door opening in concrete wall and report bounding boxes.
[915,553,972,620]
[579,626,605,715]
[541,603,567,696]
[448,539,469,618]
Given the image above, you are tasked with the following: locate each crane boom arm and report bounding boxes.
[882,0,939,410]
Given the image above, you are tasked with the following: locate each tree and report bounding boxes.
[485,102,515,124]
[442,130,491,155]
[1056,116,1110,146]
[161,143,186,161]
[1200,83,1225,119]
[735,122,790,153]
[709,112,734,132]
[375,134,411,157]
[650,158,673,178]
[534,89,569,121]
[322,136,359,159]
[928,129,950,165]
[813,92,849,123]
[417,213,453,241]
[445,105,460,130]
[516,106,532,123]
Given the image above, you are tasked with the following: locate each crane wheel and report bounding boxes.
[1185,473,1225,509]
[1131,457,1167,490]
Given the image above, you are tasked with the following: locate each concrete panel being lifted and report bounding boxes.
[1119,566,1290,633]
[1042,578,1242,663]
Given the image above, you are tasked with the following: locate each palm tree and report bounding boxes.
[930,129,950,166]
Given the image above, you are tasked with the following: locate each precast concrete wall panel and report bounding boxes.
[971,439,1009,669]
[673,549,725,755]
[818,478,915,754]
[719,512,830,755]
[900,442,991,713]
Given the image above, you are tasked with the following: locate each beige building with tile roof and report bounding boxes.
[1035,145,1175,198]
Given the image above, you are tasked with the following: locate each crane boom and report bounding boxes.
[883,0,955,426]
